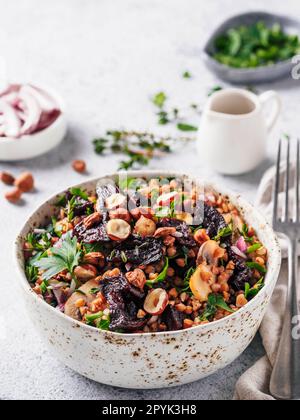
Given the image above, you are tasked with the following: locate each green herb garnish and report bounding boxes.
[246,262,267,274]
[183,71,192,79]
[152,92,167,109]
[200,293,234,321]
[244,278,264,299]
[247,243,262,254]
[97,317,110,331]
[214,21,300,69]
[34,232,81,281]
[214,225,233,242]
[146,258,169,287]
[177,123,198,132]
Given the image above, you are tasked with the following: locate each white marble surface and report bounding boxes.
[0,0,299,400]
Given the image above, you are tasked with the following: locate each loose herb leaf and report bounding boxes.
[34,232,81,281]
[177,123,198,132]
[152,92,167,109]
[183,71,192,79]
[208,86,223,97]
[246,262,267,274]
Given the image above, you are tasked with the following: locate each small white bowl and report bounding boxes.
[0,86,67,162]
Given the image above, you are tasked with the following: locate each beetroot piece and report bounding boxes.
[227,247,253,290]
[101,275,146,332]
[73,220,110,243]
[202,203,227,238]
[107,235,164,266]
[162,306,185,331]
[158,219,196,248]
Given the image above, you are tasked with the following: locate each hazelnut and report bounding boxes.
[106,219,131,241]
[125,269,146,290]
[144,288,169,315]
[83,252,105,266]
[236,294,248,308]
[72,160,86,173]
[5,188,22,203]
[74,264,98,281]
[154,227,177,238]
[0,171,15,185]
[15,172,34,192]
[105,193,126,210]
[109,208,131,223]
[130,207,154,220]
[134,216,156,237]
[83,212,102,228]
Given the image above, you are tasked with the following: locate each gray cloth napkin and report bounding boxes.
[234,164,298,400]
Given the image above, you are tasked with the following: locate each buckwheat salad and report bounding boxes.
[24,177,268,334]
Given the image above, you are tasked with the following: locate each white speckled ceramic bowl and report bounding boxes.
[15,171,281,389]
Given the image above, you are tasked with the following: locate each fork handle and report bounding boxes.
[270,239,300,400]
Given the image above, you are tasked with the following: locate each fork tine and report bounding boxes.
[285,138,291,222]
[273,140,282,224]
[296,139,300,222]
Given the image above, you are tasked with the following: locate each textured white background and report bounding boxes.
[0,0,299,400]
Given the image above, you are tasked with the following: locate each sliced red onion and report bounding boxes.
[18,88,42,135]
[125,263,132,272]
[173,231,183,238]
[236,236,247,253]
[0,100,21,137]
[231,245,247,260]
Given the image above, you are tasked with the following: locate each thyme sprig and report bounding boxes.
[93,130,193,170]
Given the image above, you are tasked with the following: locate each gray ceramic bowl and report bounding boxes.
[203,11,300,84]
[15,172,281,389]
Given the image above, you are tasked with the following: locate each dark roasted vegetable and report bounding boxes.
[162,305,185,331]
[107,235,164,266]
[203,203,227,238]
[101,275,146,331]
[158,219,196,247]
[73,221,110,243]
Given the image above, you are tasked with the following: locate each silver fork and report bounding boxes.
[270,138,300,400]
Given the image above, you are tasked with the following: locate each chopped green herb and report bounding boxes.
[213,21,300,69]
[40,280,49,294]
[25,265,39,283]
[98,317,110,331]
[69,187,89,200]
[200,293,234,321]
[146,258,169,287]
[247,243,262,254]
[181,267,195,292]
[214,225,233,242]
[246,262,267,274]
[244,278,264,299]
[85,311,103,325]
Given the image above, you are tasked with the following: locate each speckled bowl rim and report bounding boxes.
[14,170,282,338]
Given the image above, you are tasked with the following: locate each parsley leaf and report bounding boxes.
[152,92,167,109]
[177,123,198,132]
[34,232,81,281]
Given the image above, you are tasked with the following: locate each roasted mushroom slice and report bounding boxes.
[64,279,99,320]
